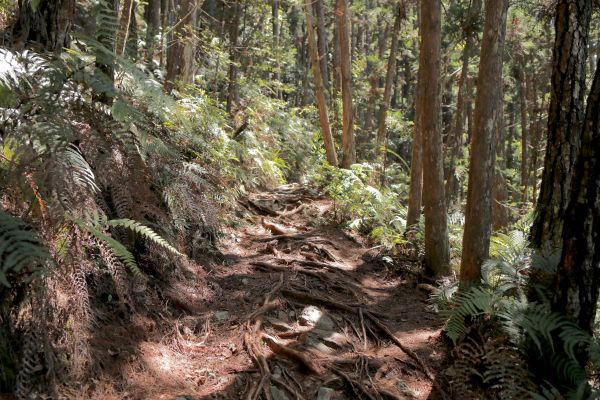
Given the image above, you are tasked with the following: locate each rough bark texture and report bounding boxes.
[419,0,450,276]
[460,0,509,284]
[10,0,75,54]
[165,0,197,91]
[336,0,356,168]
[314,0,330,93]
[531,0,592,250]
[553,65,600,335]
[115,0,134,55]
[145,0,161,65]
[376,3,404,162]
[406,67,423,229]
[305,0,338,166]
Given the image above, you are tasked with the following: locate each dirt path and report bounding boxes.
[93,184,446,399]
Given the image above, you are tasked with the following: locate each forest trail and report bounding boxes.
[93,184,445,400]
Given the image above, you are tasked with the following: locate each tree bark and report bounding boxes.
[145,0,161,66]
[115,0,134,55]
[304,0,338,166]
[531,0,592,250]
[165,0,197,91]
[406,66,423,229]
[10,0,75,54]
[419,0,450,276]
[460,0,509,284]
[376,3,404,163]
[336,0,356,168]
[314,0,330,93]
[552,64,600,336]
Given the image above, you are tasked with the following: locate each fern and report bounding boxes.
[442,286,495,344]
[0,211,48,287]
[105,219,182,256]
[75,221,142,277]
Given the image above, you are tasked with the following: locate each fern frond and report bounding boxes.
[442,286,495,344]
[74,220,142,277]
[0,211,48,287]
[105,219,182,256]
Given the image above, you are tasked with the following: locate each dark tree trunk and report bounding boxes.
[145,0,161,66]
[314,0,330,93]
[460,0,509,284]
[531,0,592,250]
[336,0,356,168]
[125,1,138,60]
[115,0,134,55]
[165,0,197,91]
[10,0,75,54]
[553,65,600,337]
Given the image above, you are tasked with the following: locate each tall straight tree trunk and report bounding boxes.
[304,0,338,166]
[336,0,356,168]
[460,0,509,284]
[226,0,241,113]
[419,0,450,276]
[553,64,600,336]
[314,0,330,93]
[144,0,160,66]
[516,61,529,203]
[376,3,404,162]
[406,66,423,228]
[115,0,134,55]
[445,0,482,206]
[125,1,138,59]
[531,0,592,250]
[165,0,197,91]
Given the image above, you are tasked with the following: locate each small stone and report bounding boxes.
[214,311,229,322]
[313,329,349,349]
[270,385,290,400]
[316,387,335,400]
[242,278,249,285]
[306,336,334,354]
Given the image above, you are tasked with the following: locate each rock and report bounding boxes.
[299,306,335,330]
[270,385,290,400]
[214,311,229,322]
[241,278,249,285]
[306,336,335,354]
[313,329,349,349]
[316,387,335,400]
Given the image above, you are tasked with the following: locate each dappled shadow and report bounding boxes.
[77,185,449,399]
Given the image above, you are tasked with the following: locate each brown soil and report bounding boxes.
[79,184,447,400]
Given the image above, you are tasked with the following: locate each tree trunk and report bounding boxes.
[165,0,197,91]
[460,0,509,284]
[406,66,423,229]
[226,0,241,112]
[376,3,404,163]
[115,0,134,55]
[552,64,600,336]
[419,0,450,276]
[125,1,138,60]
[516,61,529,203]
[304,0,338,166]
[531,0,592,250]
[314,0,330,93]
[144,0,161,66]
[445,0,482,206]
[10,0,75,54]
[336,0,356,168]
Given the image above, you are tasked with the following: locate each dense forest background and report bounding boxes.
[1,0,600,398]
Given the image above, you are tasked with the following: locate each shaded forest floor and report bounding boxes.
[80,184,447,400]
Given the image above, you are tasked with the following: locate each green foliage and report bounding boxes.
[312,162,409,247]
[0,211,48,287]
